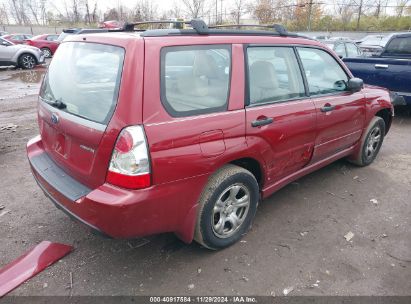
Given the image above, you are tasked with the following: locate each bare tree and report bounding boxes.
[181,0,206,18]
[252,0,276,24]
[0,4,10,24]
[335,0,356,30]
[27,0,41,25]
[396,0,410,17]
[231,0,246,24]
[133,0,157,21]
[167,1,182,19]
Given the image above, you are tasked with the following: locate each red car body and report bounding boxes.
[2,34,33,44]
[25,34,60,57]
[27,29,394,244]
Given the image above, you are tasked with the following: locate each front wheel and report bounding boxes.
[41,48,52,58]
[18,54,36,69]
[194,165,259,250]
[348,116,385,166]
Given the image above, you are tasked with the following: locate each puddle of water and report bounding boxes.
[0,67,46,99]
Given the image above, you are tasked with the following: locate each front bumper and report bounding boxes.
[27,135,207,243]
[38,54,45,64]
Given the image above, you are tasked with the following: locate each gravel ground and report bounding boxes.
[0,66,410,297]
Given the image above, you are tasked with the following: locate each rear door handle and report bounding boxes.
[375,64,388,69]
[251,117,273,127]
[320,104,336,112]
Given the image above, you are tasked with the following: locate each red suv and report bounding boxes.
[27,20,394,250]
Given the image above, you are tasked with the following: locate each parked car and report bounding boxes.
[328,36,351,41]
[1,33,33,44]
[356,34,385,45]
[313,35,330,41]
[323,40,362,58]
[27,20,394,250]
[25,34,60,58]
[0,37,45,69]
[0,31,8,36]
[344,32,411,108]
[99,20,124,29]
[356,34,388,57]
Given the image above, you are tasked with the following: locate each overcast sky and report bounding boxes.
[0,0,401,20]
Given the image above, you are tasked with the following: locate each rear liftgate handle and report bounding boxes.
[251,116,274,127]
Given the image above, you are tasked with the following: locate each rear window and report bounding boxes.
[161,45,231,117]
[40,42,124,124]
[384,37,411,55]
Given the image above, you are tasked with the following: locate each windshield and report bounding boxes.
[40,42,125,124]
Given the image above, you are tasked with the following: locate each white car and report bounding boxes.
[0,37,45,69]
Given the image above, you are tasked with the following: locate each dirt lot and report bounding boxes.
[0,65,410,297]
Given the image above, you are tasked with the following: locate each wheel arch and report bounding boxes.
[375,108,393,135]
[229,157,264,188]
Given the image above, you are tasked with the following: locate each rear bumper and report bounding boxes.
[27,135,208,243]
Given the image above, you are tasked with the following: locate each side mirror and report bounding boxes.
[347,77,363,92]
[1,41,9,46]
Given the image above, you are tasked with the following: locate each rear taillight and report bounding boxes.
[107,126,151,189]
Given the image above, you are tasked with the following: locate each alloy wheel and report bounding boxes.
[211,183,250,239]
[22,55,35,69]
[365,126,381,160]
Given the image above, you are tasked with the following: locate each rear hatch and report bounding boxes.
[38,41,125,189]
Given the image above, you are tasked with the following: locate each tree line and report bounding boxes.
[0,0,410,31]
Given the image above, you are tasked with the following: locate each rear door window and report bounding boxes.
[246,46,306,105]
[161,45,231,117]
[297,47,349,95]
[40,42,125,124]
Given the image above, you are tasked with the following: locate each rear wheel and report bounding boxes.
[348,116,385,166]
[41,48,52,58]
[194,165,259,250]
[18,54,36,69]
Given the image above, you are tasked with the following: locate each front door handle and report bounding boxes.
[375,64,388,69]
[320,104,336,112]
[251,117,273,127]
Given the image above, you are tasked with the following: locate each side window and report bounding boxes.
[161,45,231,117]
[334,43,346,58]
[47,35,58,41]
[297,47,349,96]
[384,37,411,55]
[346,43,360,57]
[247,47,305,105]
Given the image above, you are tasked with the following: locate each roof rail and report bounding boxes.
[209,24,288,36]
[123,19,209,34]
[113,18,308,40]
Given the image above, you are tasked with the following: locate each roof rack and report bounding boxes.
[116,18,308,39]
[209,24,289,36]
[123,19,209,34]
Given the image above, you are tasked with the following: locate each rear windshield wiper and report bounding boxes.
[42,97,67,109]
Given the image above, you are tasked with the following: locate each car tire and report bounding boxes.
[348,116,385,167]
[18,53,36,69]
[194,164,259,250]
[41,48,52,58]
